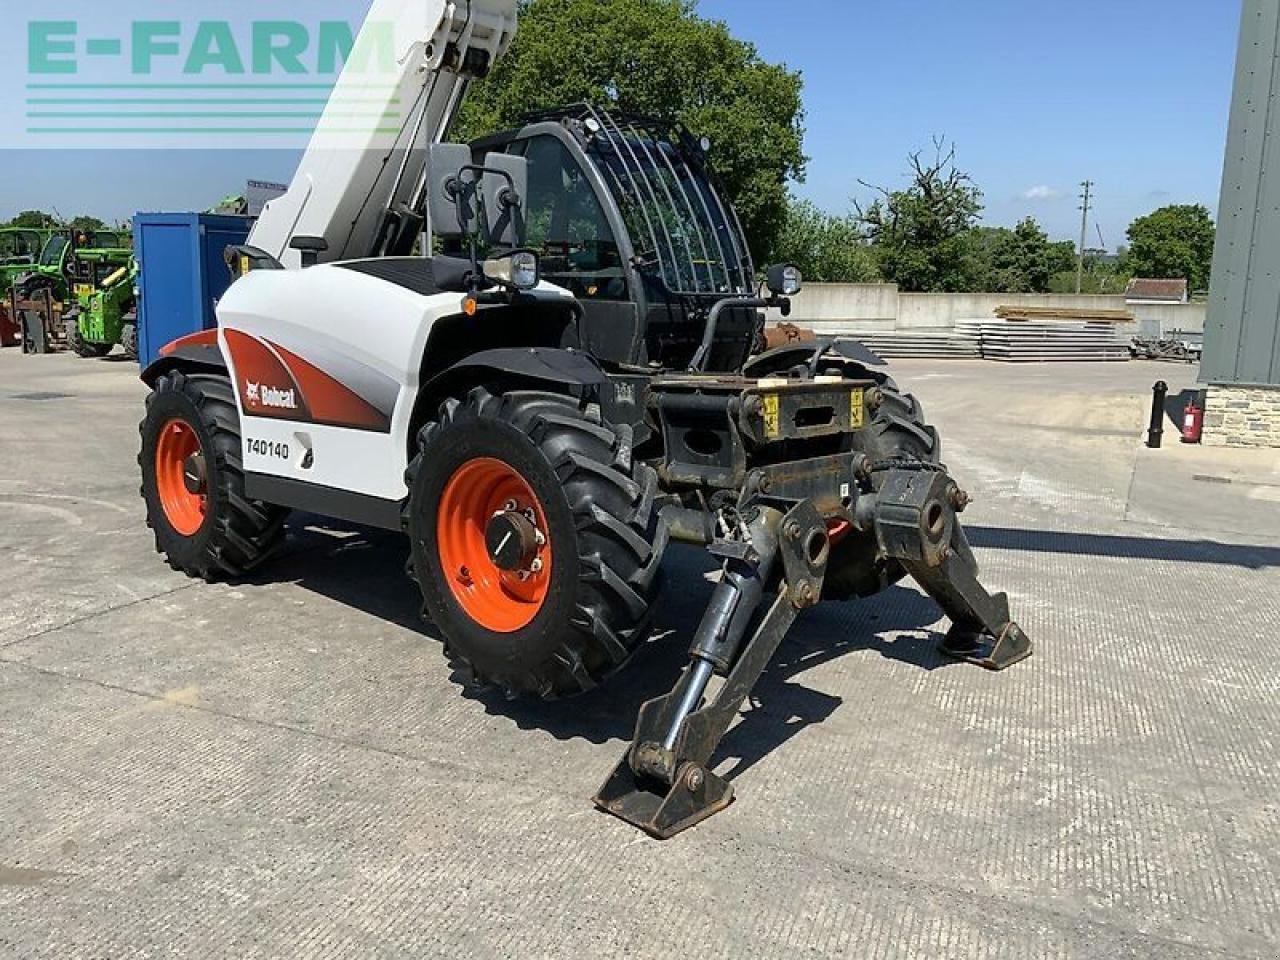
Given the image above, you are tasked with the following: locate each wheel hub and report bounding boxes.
[182,452,207,495]
[485,510,540,572]
[436,458,554,634]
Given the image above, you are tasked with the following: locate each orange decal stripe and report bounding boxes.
[159,328,219,357]
[269,341,391,433]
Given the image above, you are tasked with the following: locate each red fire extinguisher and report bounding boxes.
[1181,398,1204,444]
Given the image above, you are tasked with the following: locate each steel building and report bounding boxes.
[1202,0,1280,447]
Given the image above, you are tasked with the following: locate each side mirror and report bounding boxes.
[426,143,477,239]
[766,264,803,297]
[480,152,528,249]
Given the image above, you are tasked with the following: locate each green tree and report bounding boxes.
[963,219,1077,293]
[68,215,108,233]
[858,140,983,292]
[456,0,806,264]
[6,210,59,229]
[1125,204,1216,291]
[774,198,879,283]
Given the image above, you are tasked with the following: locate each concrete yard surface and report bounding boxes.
[2,349,1278,959]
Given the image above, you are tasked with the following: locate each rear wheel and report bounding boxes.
[139,370,288,580]
[66,315,111,359]
[406,387,668,699]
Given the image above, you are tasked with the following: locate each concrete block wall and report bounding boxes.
[1204,384,1280,448]
[896,293,1127,328]
[778,284,1207,337]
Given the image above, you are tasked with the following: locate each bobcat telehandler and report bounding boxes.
[138,0,1031,839]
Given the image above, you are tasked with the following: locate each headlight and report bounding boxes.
[484,250,540,291]
[767,263,803,297]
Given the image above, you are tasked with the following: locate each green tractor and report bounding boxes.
[9,230,132,356]
[65,257,140,360]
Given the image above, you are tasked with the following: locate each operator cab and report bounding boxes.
[469,105,763,374]
[0,229,43,266]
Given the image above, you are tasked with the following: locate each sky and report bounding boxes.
[0,0,1243,250]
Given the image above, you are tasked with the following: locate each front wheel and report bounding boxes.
[139,371,288,580]
[406,387,668,700]
[66,316,111,359]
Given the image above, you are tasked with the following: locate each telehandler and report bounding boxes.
[138,0,1030,838]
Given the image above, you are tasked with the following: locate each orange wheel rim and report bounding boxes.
[155,419,207,536]
[437,458,553,633]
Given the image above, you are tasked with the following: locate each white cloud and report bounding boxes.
[1020,185,1063,202]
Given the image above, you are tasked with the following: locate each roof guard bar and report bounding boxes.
[628,118,725,295]
[662,128,735,294]
[622,118,707,294]
[583,105,676,291]
[595,108,687,292]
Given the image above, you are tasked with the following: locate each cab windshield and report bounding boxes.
[40,235,68,267]
[580,109,754,297]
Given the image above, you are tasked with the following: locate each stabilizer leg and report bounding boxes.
[595,500,829,839]
[872,467,1032,671]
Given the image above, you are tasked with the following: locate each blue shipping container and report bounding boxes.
[133,213,251,367]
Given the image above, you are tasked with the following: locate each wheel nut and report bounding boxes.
[504,500,518,513]
[530,557,544,574]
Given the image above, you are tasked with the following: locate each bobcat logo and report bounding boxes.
[245,380,299,411]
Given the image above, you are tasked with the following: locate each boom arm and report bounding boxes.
[249,0,519,269]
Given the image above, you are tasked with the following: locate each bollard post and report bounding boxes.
[1147,381,1168,449]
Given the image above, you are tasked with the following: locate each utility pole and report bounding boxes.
[1076,180,1094,294]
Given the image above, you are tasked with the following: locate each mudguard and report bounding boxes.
[140,330,226,387]
[415,347,612,422]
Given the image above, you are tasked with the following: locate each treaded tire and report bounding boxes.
[66,316,112,359]
[405,387,669,700]
[121,321,138,362]
[823,367,942,601]
[139,370,288,580]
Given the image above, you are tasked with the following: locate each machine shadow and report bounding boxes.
[965,525,1280,569]
[264,520,953,779]
[458,550,952,783]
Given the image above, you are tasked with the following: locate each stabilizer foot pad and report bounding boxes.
[594,760,733,840]
[941,621,1032,671]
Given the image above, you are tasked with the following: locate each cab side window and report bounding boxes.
[516,136,629,301]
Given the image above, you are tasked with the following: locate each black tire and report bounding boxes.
[121,320,138,362]
[139,370,288,580]
[66,316,111,359]
[823,369,942,601]
[405,387,669,700]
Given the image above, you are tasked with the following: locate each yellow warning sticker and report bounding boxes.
[763,393,781,439]
[850,390,866,429]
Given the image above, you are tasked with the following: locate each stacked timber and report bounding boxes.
[993,305,1134,324]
